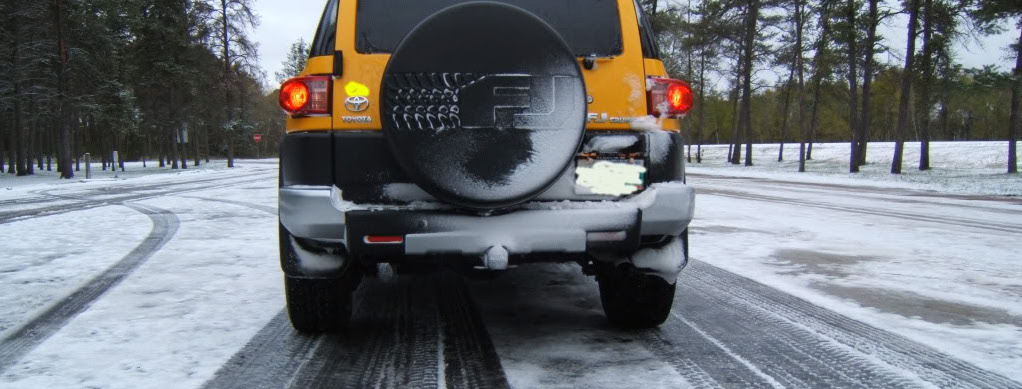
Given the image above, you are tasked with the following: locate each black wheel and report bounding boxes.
[284,276,355,333]
[595,262,676,329]
[595,233,686,329]
[280,223,363,333]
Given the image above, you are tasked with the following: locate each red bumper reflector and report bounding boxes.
[364,235,404,244]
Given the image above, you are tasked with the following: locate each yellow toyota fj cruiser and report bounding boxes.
[278,0,696,332]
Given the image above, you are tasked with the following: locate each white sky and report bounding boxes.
[252,0,332,87]
[251,0,1019,89]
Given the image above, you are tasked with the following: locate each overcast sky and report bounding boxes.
[251,0,1018,89]
[253,0,331,87]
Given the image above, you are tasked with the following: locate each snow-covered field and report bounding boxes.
[688,141,1022,196]
[0,152,1019,388]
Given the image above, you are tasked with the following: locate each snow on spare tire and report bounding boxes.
[381,2,586,210]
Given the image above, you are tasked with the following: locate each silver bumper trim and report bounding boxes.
[278,182,695,250]
[278,186,346,241]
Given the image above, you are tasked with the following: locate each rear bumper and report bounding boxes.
[279,182,695,256]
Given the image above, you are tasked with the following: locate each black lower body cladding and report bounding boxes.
[279,130,686,203]
[380,2,587,210]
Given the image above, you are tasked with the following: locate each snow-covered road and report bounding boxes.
[0,160,1019,388]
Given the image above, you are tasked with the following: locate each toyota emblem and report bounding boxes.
[345,96,369,112]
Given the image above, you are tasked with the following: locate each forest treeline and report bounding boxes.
[642,0,1021,174]
[2,0,1019,179]
[0,0,285,178]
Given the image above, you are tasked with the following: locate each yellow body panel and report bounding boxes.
[286,0,681,134]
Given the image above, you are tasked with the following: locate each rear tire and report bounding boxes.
[595,233,686,329]
[595,262,676,329]
[285,276,357,333]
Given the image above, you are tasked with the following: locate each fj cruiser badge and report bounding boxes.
[344,96,369,112]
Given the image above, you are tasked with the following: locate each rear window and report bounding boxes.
[310,0,338,57]
[355,0,623,57]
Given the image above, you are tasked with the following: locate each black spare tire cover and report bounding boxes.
[381,1,586,210]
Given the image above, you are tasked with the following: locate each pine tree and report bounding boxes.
[971,2,1022,173]
[202,0,259,168]
[275,38,309,84]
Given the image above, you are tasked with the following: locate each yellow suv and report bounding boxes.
[278,0,696,332]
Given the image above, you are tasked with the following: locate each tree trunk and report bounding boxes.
[181,135,188,169]
[0,112,5,173]
[170,125,179,169]
[794,0,807,172]
[804,1,832,170]
[807,131,814,159]
[222,0,235,168]
[892,0,921,174]
[1008,24,1021,174]
[10,16,26,176]
[685,2,694,164]
[6,111,14,175]
[74,116,80,171]
[697,48,706,163]
[846,0,860,173]
[204,126,210,163]
[169,88,180,170]
[858,0,879,168]
[917,0,933,170]
[194,127,201,166]
[741,0,759,167]
[779,66,795,162]
[729,70,742,164]
[53,0,73,178]
[28,101,37,175]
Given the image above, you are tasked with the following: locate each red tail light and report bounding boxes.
[647,77,693,117]
[279,76,331,116]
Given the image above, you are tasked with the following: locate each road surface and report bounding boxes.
[0,162,1018,388]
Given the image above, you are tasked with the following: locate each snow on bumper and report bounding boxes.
[278,182,695,256]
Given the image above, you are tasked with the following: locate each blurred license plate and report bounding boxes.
[574,158,646,196]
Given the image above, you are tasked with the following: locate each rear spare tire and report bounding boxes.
[381,2,586,210]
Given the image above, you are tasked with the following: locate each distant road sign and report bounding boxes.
[254,134,262,143]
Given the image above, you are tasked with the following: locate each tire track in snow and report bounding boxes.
[184,196,277,215]
[203,273,508,389]
[0,203,180,373]
[0,173,275,225]
[689,173,1022,209]
[436,272,510,389]
[641,275,907,388]
[700,188,1022,234]
[672,260,1020,388]
[200,312,324,389]
[640,316,780,388]
[693,176,1022,217]
[660,268,917,388]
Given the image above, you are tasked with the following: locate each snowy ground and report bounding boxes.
[688,141,1022,196]
[688,173,1022,382]
[0,155,1019,388]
